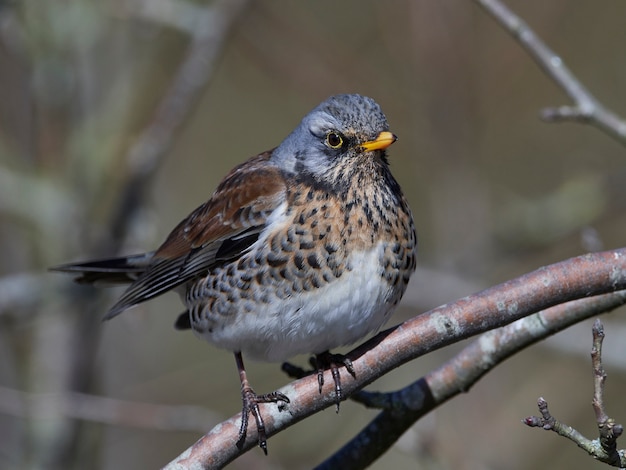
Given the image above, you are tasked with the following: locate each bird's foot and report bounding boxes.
[281,351,356,412]
[315,351,356,412]
[237,386,290,455]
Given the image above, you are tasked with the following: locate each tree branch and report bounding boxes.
[164,248,626,469]
[473,0,626,146]
[319,292,626,469]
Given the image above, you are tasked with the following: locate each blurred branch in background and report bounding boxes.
[50,1,250,468]
[474,0,626,146]
[0,1,249,469]
[0,385,220,433]
[107,0,250,243]
[0,273,45,316]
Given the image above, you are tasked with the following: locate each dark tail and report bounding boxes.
[50,252,155,286]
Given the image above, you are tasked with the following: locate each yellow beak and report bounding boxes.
[360,131,397,152]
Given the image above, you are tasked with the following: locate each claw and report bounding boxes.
[235,352,290,454]
[314,351,356,412]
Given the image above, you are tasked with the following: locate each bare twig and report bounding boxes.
[524,320,625,467]
[164,249,626,469]
[524,396,625,467]
[474,0,626,146]
[591,320,609,425]
[591,320,624,464]
[524,397,592,447]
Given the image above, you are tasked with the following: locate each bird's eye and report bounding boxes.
[326,132,343,149]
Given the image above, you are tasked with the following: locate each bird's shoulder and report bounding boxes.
[155,150,286,260]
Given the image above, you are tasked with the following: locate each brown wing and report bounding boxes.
[104,151,286,319]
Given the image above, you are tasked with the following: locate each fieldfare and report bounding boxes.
[53,93,417,453]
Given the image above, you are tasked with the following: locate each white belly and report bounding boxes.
[196,243,396,362]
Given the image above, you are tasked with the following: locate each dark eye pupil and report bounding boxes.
[328,133,341,147]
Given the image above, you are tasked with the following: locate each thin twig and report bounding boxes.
[524,396,625,467]
[523,320,625,467]
[591,320,624,464]
[474,0,626,146]
[524,397,592,447]
[591,320,609,425]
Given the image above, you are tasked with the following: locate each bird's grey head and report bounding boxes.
[271,94,394,179]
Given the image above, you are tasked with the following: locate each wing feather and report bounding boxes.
[104,151,286,318]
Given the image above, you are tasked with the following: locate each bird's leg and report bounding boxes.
[235,352,289,455]
[314,351,356,412]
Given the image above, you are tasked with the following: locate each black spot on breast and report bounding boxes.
[307,253,321,269]
[270,235,281,253]
[300,239,315,249]
[280,267,295,281]
[287,227,296,243]
[255,271,266,285]
[363,202,373,222]
[281,238,294,252]
[294,253,305,270]
[311,275,321,288]
[267,252,288,267]
[325,243,338,254]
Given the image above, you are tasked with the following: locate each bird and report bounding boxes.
[52,93,417,454]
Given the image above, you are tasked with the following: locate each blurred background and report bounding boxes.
[1,0,625,468]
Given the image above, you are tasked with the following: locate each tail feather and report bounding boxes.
[50,252,155,286]
[52,251,191,320]
[52,251,194,320]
